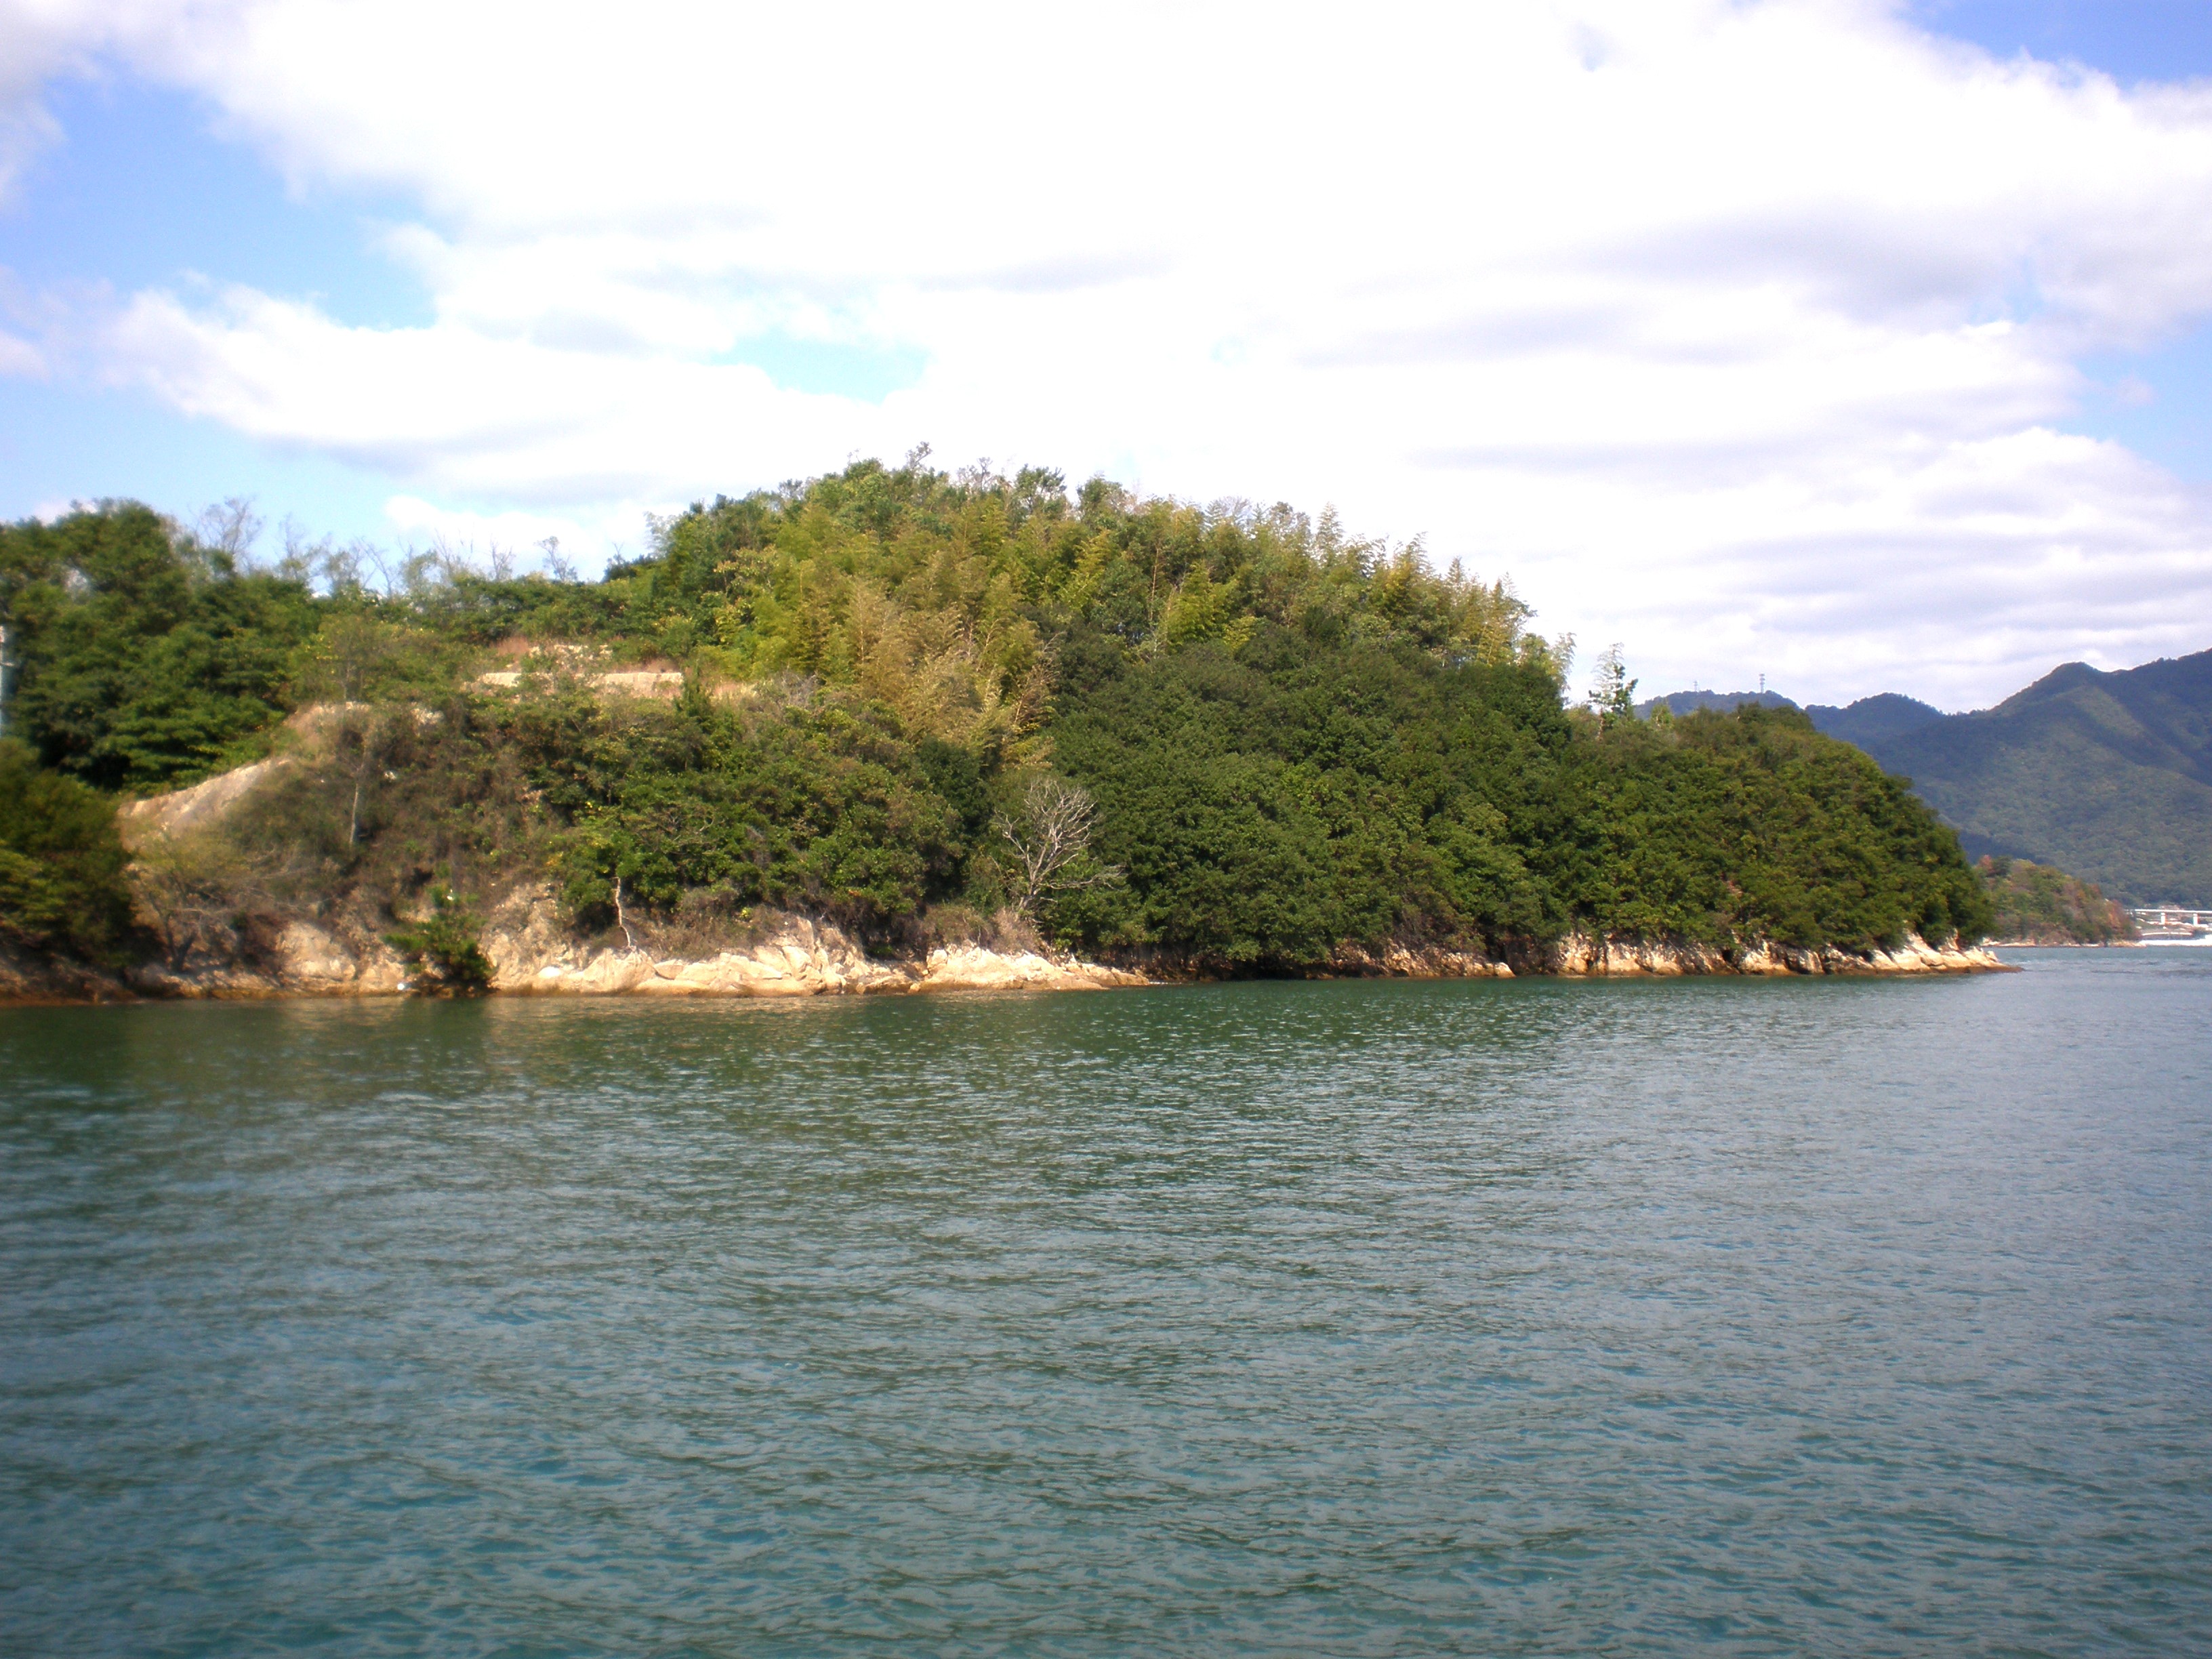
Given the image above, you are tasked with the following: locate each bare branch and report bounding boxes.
[997,775,1120,915]
[194,497,264,560]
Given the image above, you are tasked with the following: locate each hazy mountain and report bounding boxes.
[1802,692,1943,749]
[1636,689,1798,718]
[1807,651,2212,905]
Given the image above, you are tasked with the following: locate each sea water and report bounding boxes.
[3,951,2207,1656]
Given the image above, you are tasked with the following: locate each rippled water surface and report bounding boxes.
[4,952,2209,1656]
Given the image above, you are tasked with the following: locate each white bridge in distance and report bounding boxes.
[2130,906,2212,941]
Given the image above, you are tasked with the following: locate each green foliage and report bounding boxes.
[1835,653,2212,906]
[451,455,1560,737]
[1551,708,1994,950]
[1050,636,1988,966]
[512,687,968,939]
[0,740,136,963]
[386,882,493,991]
[1976,855,2135,944]
[1586,643,1638,731]
[0,503,320,792]
[295,609,468,705]
[0,479,1994,978]
[1048,627,1565,963]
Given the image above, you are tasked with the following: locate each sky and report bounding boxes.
[3,1,2212,710]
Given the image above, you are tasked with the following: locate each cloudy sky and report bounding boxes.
[3,0,2211,708]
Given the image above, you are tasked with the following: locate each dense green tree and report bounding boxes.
[0,741,136,963]
[1976,855,2133,943]
[0,503,319,791]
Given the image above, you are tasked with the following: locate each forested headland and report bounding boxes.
[1975,856,2137,945]
[0,456,1995,994]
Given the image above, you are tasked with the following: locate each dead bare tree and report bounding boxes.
[194,497,264,560]
[997,775,1120,916]
[129,827,247,967]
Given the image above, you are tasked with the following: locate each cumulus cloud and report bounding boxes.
[5,0,2212,702]
[0,327,42,377]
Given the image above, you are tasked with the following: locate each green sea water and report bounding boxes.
[3,951,2208,1656]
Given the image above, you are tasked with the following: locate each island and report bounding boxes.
[1,458,2003,1000]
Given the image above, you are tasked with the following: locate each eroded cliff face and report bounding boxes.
[118,885,1149,1001]
[1538,931,2005,977]
[1296,931,2001,982]
[127,918,410,999]
[478,893,1147,998]
[17,912,2010,1004]
[1326,941,1517,979]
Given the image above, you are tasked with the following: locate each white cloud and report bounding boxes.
[7,0,2212,703]
[0,326,42,377]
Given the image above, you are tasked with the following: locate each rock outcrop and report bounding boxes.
[110,887,1149,1002]
[484,902,1147,998]
[1327,941,1515,978]
[1543,930,2005,976]
[7,916,2012,1004]
[0,941,134,1003]
[117,756,292,844]
[127,920,410,999]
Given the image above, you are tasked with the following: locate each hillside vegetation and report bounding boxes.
[1811,655,2212,905]
[1975,856,2136,946]
[0,461,1992,981]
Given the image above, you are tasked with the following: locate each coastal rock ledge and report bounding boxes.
[491,912,1149,998]
[1543,931,2007,977]
[4,907,2007,1004]
[1324,931,2004,980]
[111,899,1152,1002]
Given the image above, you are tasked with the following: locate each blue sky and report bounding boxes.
[1915,0,2212,83]
[2,1,2211,707]
[0,80,409,539]
[0,77,924,544]
[1908,2,2212,481]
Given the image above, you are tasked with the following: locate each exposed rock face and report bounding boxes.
[5,917,2012,1004]
[110,889,1149,1001]
[483,904,1147,998]
[0,941,133,1002]
[126,920,409,1000]
[1544,930,2005,977]
[1327,941,1515,979]
[117,757,292,845]
[912,942,1151,994]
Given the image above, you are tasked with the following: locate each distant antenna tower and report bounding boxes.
[1759,672,1766,695]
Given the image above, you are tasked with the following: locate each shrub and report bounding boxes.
[0,739,136,964]
[388,884,493,992]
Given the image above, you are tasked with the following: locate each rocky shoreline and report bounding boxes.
[0,704,2011,1005]
[1,899,2010,1005]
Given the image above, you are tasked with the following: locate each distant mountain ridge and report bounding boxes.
[1804,651,2212,906]
[1803,692,1944,749]
[1636,689,1798,718]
